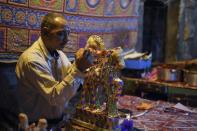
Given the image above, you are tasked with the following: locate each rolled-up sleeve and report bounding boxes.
[26,60,79,106]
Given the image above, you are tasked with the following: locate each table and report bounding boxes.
[118,95,197,130]
[68,95,197,130]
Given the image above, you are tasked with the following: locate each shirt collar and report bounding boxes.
[38,37,59,61]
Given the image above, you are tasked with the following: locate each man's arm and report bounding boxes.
[26,60,80,106]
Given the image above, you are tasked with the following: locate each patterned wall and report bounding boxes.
[0,0,139,54]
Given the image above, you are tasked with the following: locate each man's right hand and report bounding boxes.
[75,48,94,72]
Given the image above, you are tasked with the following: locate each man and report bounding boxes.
[15,13,93,125]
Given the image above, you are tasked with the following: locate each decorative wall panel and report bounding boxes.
[29,30,40,45]
[7,28,29,52]
[14,7,27,27]
[64,0,78,14]
[115,0,135,16]
[29,0,64,12]
[0,5,14,26]
[78,33,91,48]
[0,4,138,32]
[8,0,28,6]
[27,9,47,29]
[63,33,78,52]
[65,15,138,33]
[104,0,115,16]
[78,0,104,16]
[102,33,114,48]
[0,1,140,54]
[0,26,6,51]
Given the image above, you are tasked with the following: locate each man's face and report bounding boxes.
[47,17,70,50]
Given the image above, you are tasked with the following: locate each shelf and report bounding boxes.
[122,76,197,90]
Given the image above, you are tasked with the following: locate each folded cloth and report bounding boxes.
[124,52,146,59]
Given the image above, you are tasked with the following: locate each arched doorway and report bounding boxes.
[142,0,167,63]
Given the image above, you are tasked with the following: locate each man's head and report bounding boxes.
[41,13,70,51]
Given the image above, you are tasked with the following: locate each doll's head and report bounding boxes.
[86,35,105,50]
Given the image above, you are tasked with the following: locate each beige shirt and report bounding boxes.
[16,37,82,121]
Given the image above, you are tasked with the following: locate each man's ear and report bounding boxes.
[42,27,50,36]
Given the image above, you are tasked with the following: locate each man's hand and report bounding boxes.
[75,48,94,72]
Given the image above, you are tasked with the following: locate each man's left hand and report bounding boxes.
[75,48,94,72]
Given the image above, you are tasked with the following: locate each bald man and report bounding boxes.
[15,13,93,124]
